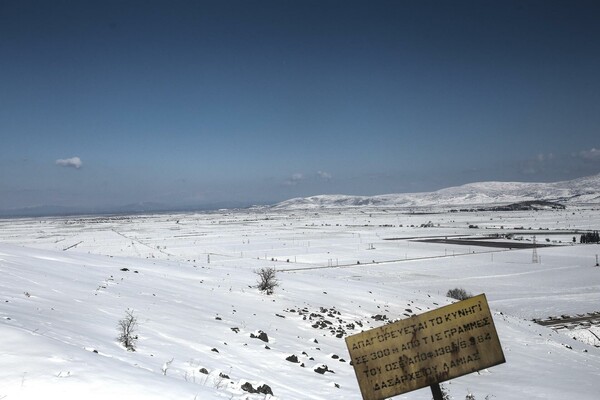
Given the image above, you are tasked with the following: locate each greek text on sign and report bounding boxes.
[345,294,505,400]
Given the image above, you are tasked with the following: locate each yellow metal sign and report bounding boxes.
[345,294,505,400]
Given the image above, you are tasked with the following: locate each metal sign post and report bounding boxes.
[430,383,444,400]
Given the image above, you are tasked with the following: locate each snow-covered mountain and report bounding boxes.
[274,173,600,209]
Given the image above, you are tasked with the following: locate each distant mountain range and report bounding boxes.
[3,174,599,218]
[0,200,253,218]
[273,173,600,210]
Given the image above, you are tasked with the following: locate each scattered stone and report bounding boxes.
[371,314,388,321]
[256,384,273,395]
[199,368,209,374]
[314,364,333,374]
[250,330,269,343]
[219,372,230,379]
[241,382,273,396]
[120,268,129,272]
[215,316,222,320]
[231,327,240,333]
[241,382,257,393]
[286,354,299,363]
[211,348,219,353]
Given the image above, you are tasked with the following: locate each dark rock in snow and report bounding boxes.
[256,384,273,395]
[250,330,269,342]
[241,382,257,393]
[314,364,333,374]
[286,354,299,363]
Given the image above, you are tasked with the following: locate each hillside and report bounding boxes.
[274,173,600,210]
[1,208,600,399]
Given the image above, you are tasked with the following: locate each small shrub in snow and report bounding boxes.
[161,358,174,375]
[255,267,279,295]
[446,287,472,301]
[117,309,138,351]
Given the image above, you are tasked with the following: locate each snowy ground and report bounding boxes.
[1,206,599,399]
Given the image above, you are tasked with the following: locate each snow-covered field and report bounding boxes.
[1,206,600,399]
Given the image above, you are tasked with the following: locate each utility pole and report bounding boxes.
[532,236,539,264]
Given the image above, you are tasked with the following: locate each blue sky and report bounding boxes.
[1,0,599,211]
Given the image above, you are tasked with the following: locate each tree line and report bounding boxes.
[580,231,600,244]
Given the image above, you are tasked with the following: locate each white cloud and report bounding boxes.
[317,170,332,180]
[578,148,600,160]
[519,152,555,175]
[536,153,554,162]
[284,173,304,186]
[56,157,82,169]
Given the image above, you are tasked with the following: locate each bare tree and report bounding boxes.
[255,267,279,295]
[162,358,174,375]
[117,309,139,351]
